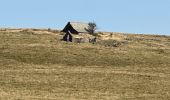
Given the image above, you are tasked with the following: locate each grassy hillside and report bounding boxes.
[0,29,170,100]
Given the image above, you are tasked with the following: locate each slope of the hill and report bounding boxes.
[0,29,170,100]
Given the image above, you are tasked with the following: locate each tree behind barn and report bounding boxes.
[86,22,97,34]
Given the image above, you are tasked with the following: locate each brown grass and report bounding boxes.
[0,29,170,100]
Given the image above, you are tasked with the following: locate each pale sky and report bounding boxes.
[0,0,170,35]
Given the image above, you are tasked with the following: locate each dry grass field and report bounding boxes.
[0,29,170,100]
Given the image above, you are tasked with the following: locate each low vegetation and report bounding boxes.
[0,29,170,100]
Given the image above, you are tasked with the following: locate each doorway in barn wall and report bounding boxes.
[63,31,72,42]
[68,33,72,42]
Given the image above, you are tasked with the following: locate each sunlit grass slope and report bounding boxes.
[0,29,170,100]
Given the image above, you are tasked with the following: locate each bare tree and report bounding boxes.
[85,22,97,34]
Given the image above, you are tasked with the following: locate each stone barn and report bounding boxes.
[61,22,96,43]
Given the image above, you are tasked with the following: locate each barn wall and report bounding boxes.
[73,38,89,43]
